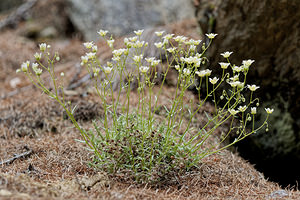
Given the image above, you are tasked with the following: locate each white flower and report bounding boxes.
[86,52,96,60]
[151,59,160,66]
[133,55,143,63]
[129,36,138,42]
[145,57,155,63]
[60,72,65,77]
[189,45,196,52]
[219,62,230,69]
[229,74,240,82]
[188,39,201,45]
[124,37,129,45]
[134,29,144,36]
[163,34,174,40]
[83,42,94,49]
[93,67,100,76]
[195,70,206,78]
[92,45,98,52]
[163,38,169,45]
[34,68,42,76]
[232,66,243,73]
[237,82,245,89]
[195,60,201,67]
[194,40,202,45]
[140,66,149,73]
[167,47,176,53]
[228,81,241,88]
[112,56,121,62]
[155,31,164,36]
[112,49,126,57]
[32,63,42,76]
[251,107,257,115]
[242,59,255,67]
[229,109,239,115]
[92,66,100,73]
[183,68,191,76]
[103,66,112,74]
[247,84,260,92]
[205,69,212,76]
[21,61,30,72]
[181,56,200,65]
[243,65,250,72]
[221,51,233,58]
[34,52,42,60]
[81,55,89,65]
[124,49,129,56]
[175,65,180,70]
[195,53,201,58]
[265,108,274,114]
[209,77,219,85]
[205,33,218,39]
[107,39,115,48]
[185,57,195,64]
[238,105,247,112]
[112,50,120,57]
[32,62,39,70]
[154,42,163,49]
[97,29,108,37]
[174,35,187,43]
[135,40,145,48]
[39,43,47,52]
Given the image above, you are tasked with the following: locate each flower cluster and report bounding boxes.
[180,56,202,66]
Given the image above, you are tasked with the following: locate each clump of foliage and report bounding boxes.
[18,30,273,184]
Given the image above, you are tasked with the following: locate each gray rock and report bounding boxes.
[195,0,300,186]
[67,0,196,40]
[268,190,289,199]
[0,0,24,13]
[40,26,58,39]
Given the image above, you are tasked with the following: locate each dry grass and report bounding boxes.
[1,125,299,199]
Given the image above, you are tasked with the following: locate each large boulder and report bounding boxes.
[0,0,24,13]
[66,0,196,40]
[195,0,300,187]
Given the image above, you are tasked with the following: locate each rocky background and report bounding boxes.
[195,0,300,187]
[1,0,299,189]
[67,0,196,40]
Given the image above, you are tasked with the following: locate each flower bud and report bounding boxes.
[34,52,42,61]
[21,61,30,72]
[39,43,47,52]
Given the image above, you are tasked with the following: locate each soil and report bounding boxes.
[1,1,300,199]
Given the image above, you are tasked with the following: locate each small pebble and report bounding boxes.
[268,189,288,198]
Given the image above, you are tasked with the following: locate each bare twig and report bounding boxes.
[0,148,33,166]
[0,0,37,31]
